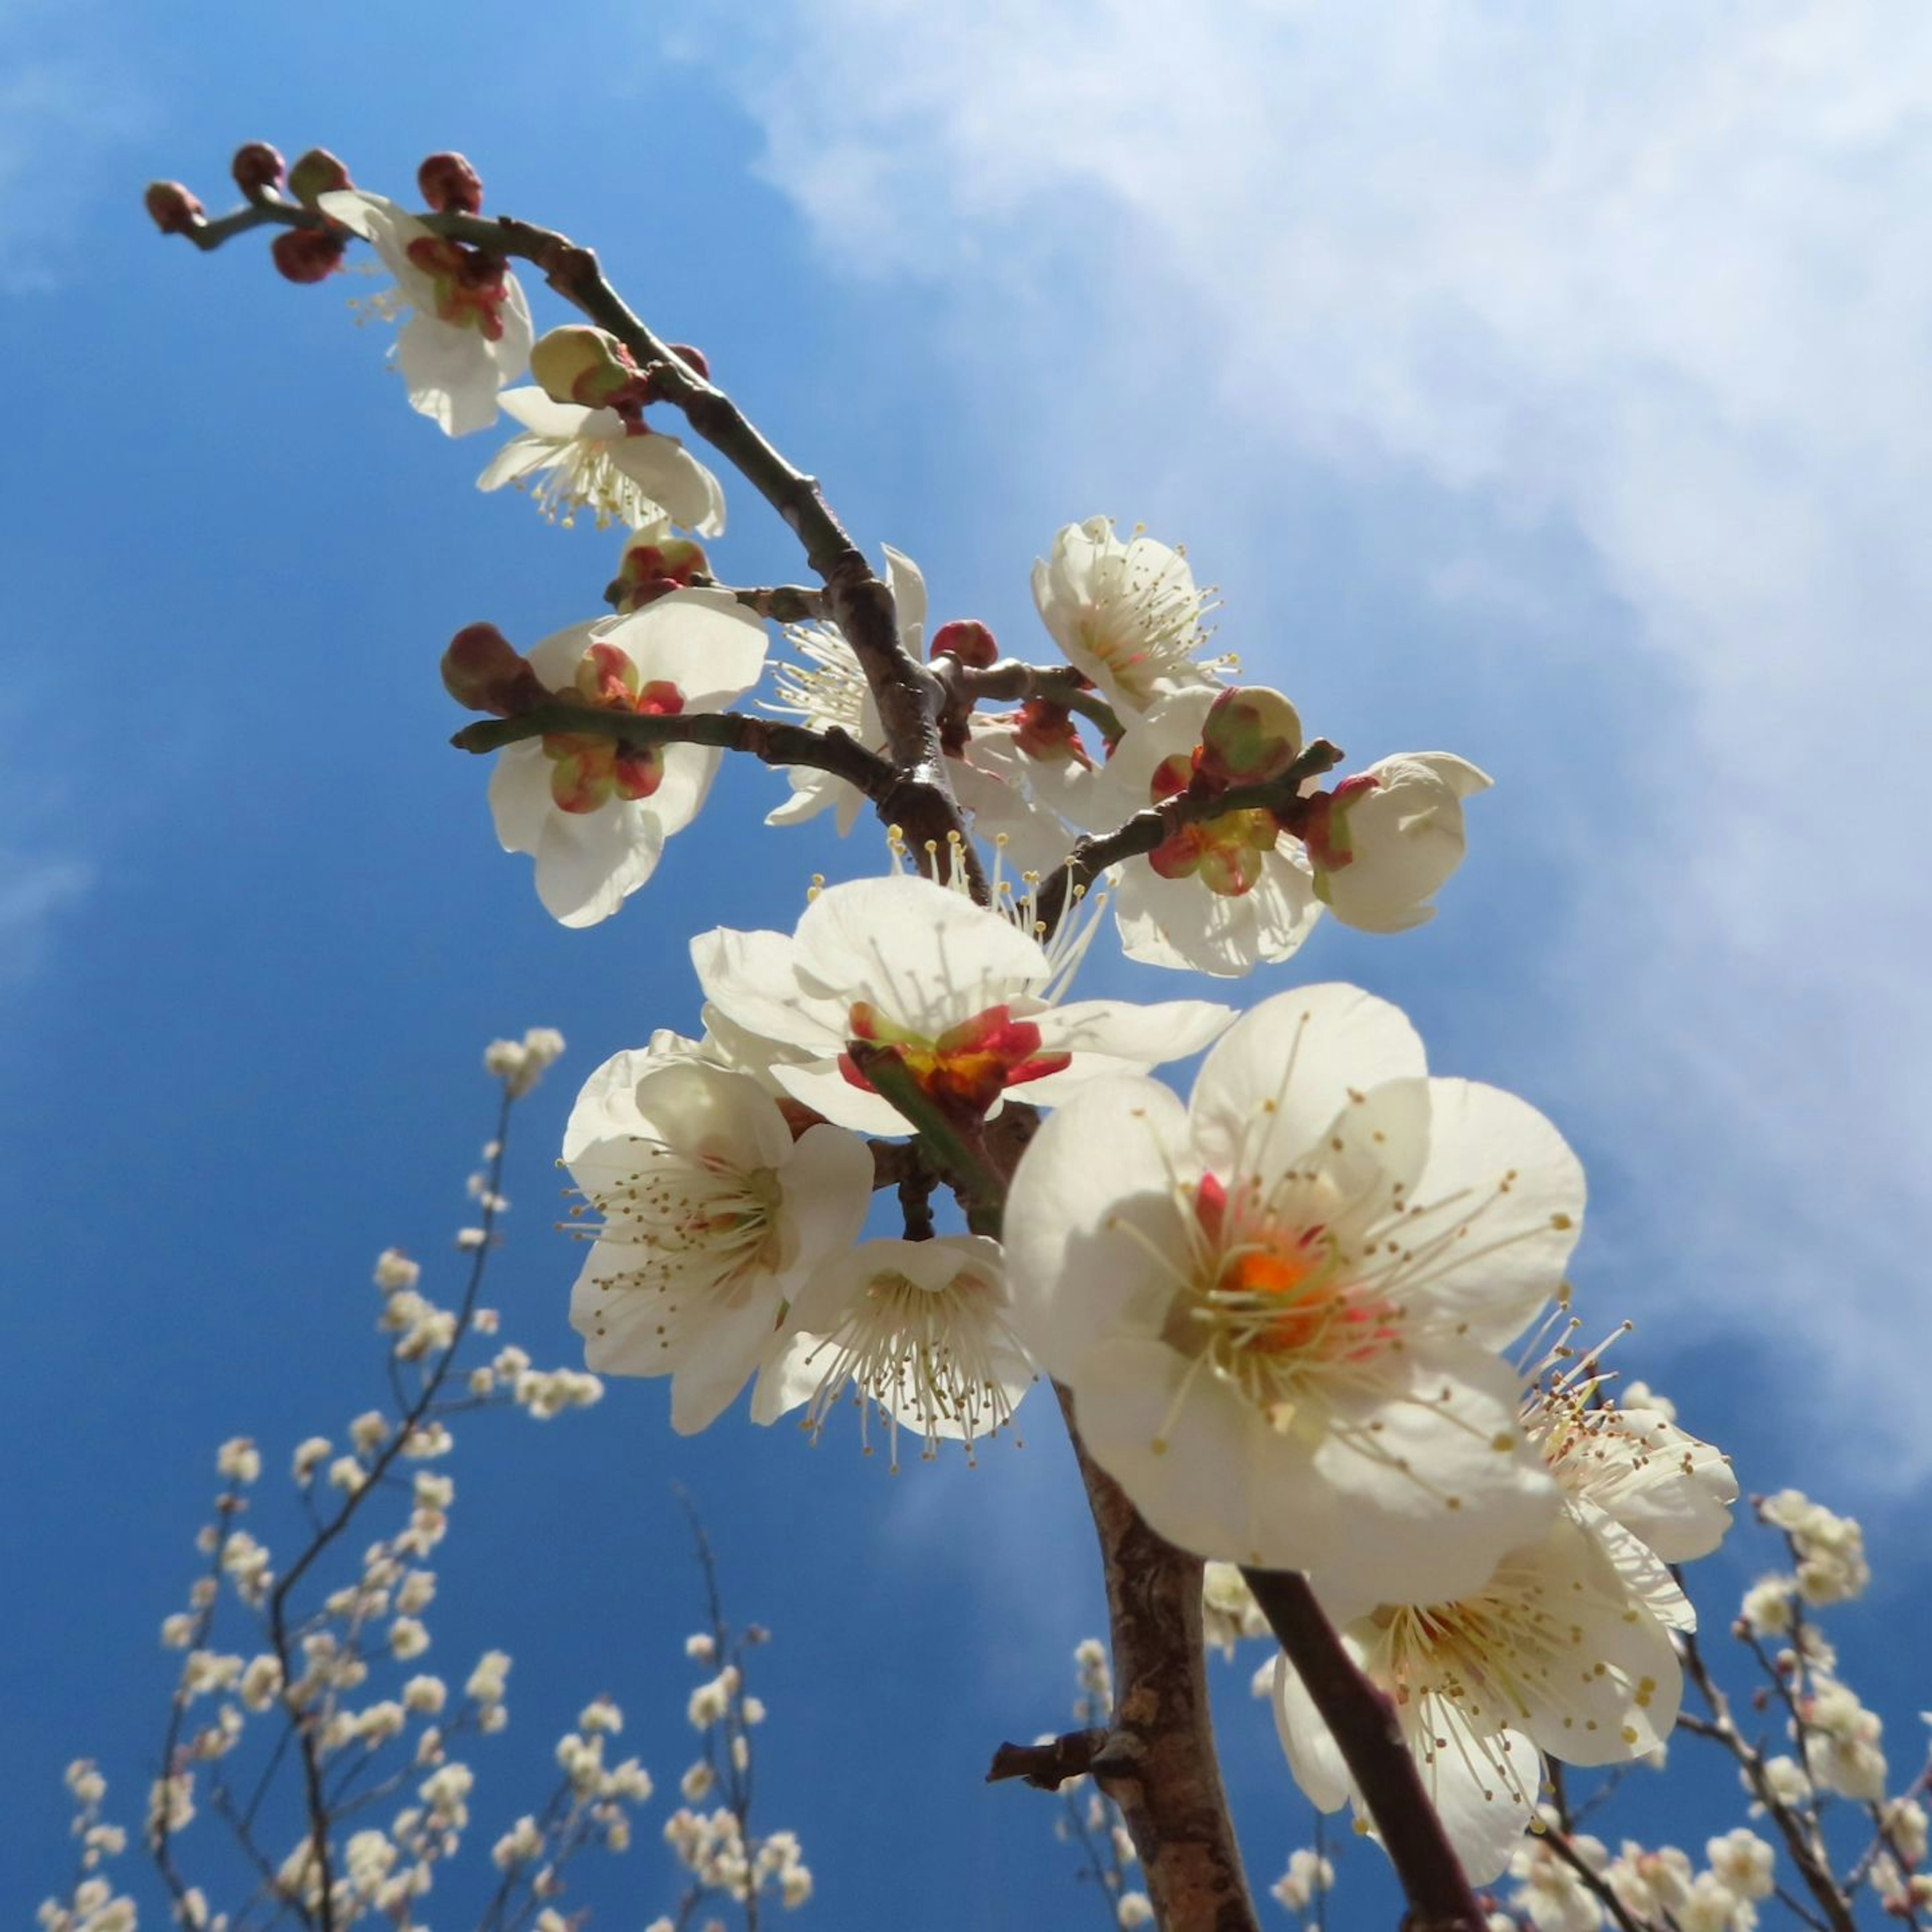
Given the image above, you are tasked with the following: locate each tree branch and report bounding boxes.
[169,187,979,887]
[1242,1568,1486,1932]
[933,655,1124,745]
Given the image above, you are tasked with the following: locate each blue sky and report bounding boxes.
[8,2,1931,1925]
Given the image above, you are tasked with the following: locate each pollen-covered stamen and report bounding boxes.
[402,234,513,339]
[566,1142,786,1356]
[762,623,871,736]
[540,643,686,813]
[1076,537,1221,700]
[798,1261,1025,1471]
[839,1002,1071,1116]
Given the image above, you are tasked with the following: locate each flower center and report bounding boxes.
[798,1264,1023,1470]
[1162,1172,1402,1425]
[542,642,685,813]
[839,1002,1071,1117]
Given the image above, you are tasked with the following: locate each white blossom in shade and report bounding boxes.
[1759,1491,1871,1605]
[1300,754,1492,934]
[1604,1843,1693,1921]
[1004,983,1576,1598]
[1201,1562,1270,1659]
[477,390,726,533]
[1096,690,1322,979]
[466,1650,511,1707]
[1269,1848,1335,1913]
[1510,1832,1609,1932]
[215,1437,261,1485]
[316,191,532,436]
[486,589,768,928]
[1800,1679,1887,1798]
[692,873,1232,1138]
[765,1235,1035,1467]
[373,1248,421,1293]
[1740,1577,1795,1636]
[1274,1513,1683,1886]
[562,1057,872,1433]
[1116,1896,1155,1928]
[1519,1334,1737,1630]
[1707,1829,1776,1903]
[1032,517,1225,715]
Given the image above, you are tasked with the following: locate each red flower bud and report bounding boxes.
[288,148,353,210]
[271,227,348,285]
[144,181,204,236]
[442,624,546,716]
[231,143,286,198]
[930,619,1000,669]
[666,343,711,381]
[417,151,484,215]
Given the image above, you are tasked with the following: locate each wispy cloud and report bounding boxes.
[697,2,1932,1481]
[0,3,155,293]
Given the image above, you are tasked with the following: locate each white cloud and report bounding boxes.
[0,853,92,980]
[697,2,1932,1481]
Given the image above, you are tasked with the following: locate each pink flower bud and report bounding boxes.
[530,325,649,410]
[930,619,999,668]
[610,538,710,612]
[1195,686,1304,787]
[666,343,711,381]
[271,227,347,285]
[417,151,484,215]
[442,624,546,716]
[144,182,204,236]
[287,148,353,210]
[231,143,286,198]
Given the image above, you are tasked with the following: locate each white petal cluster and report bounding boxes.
[487,590,768,927]
[1005,983,1577,1600]
[562,1057,872,1432]
[692,873,1232,1137]
[478,390,726,532]
[317,191,532,436]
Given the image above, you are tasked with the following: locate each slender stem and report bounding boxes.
[1242,1569,1486,1932]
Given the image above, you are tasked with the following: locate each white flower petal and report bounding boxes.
[534,802,663,928]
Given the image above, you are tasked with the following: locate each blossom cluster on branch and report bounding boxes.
[114,135,1917,1932]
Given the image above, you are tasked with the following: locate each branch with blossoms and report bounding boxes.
[129,136,1789,1932]
[42,1034,811,1932]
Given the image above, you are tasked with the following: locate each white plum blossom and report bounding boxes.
[563,1056,872,1432]
[691,873,1234,1138]
[1032,517,1225,714]
[1275,1514,1681,1884]
[1096,689,1322,979]
[1302,754,1492,934]
[477,388,726,533]
[766,1235,1035,1466]
[486,589,767,927]
[317,191,532,435]
[1003,983,1578,1601]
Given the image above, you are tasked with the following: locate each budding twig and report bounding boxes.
[1033,737,1345,934]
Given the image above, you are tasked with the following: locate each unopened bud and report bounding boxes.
[666,343,711,381]
[610,538,711,613]
[930,620,999,669]
[418,152,484,215]
[288,148,353,210]
[1196,686,1304,787]
[231,143,286,198]
[271,228,348,284]
[144,182,204,236]
[530,326,647,410]
[442,624,546,716]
